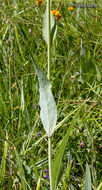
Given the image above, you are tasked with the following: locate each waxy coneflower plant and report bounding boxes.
[32,0,57,188]
[31,0,86,190]
[1,0,101,189]
[31,0,101,189]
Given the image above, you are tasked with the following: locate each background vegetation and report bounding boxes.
[0,0,102,189]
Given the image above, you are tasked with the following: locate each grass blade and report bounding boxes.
[0,134,8,187]
[15,149,28,190]
[84,163,91,190]
[52,105,83,190]
[63,160,73,190]
[97,182,102,190]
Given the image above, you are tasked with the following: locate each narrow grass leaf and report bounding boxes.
[31,55,57,137]
[0,137,8,186]
[15,149,28,190]
[21,78,24,112]
[36,177,41,190]
[95,64,101,82]
[21,118,38,156]
[63,160,72,189]
[32,162,39,181]
[84,163,91,190]
[65,160,73,180]
[43,8,57,45]
[69,184,77,190]
[52,105,82,190]
[97,182,102,190]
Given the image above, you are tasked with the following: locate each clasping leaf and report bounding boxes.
[31,56,57,137]
[43,8,57,45]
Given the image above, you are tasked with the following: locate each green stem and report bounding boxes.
[47,1,52,189]
[47,0,51,80]
[48,137,52,190]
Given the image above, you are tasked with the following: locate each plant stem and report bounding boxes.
[47,0,52,189]
[47,0,51,81]
[48,137,52,190]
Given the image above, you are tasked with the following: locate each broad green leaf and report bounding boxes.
[31,55,57,137]
[15,149,28,190]
[52,105,83,190]
[84,163,91,190]
[43,8,57,45]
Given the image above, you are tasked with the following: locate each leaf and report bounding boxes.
[63,160,73,190]
[21,77,25,112]
[79,48,101,85]
[52,105,83,190]
[65,160,73,181]
[36,177,41,190]
[95,64,101,82]
[31,55,57,137]
[21,118,39,156]
[0,134,8,186]
[97,182,102,190]
[84,163,91,190]
[69,184,77,190]
[15,149,28,190]
[43,8,57,45]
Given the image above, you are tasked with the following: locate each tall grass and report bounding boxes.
[0,0,102,189]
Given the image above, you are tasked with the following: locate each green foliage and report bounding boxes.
[0,134,8,188]
[31,55,57,137]
[79,48,101,84]
[84,163,91,190]
[62,160,73,189]
[15,149,28,190]
[97,182,102,190]
[52,104,85,190]
[0,0,102,189]
[36,177,41,190]
[52,125,73,190]
[43,8,57,45]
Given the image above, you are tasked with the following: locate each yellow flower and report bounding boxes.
[36,0,43,5]
[51,10,61,20]
[51,10,57,16]
[55,11,61,20]
[68,6,74,11]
